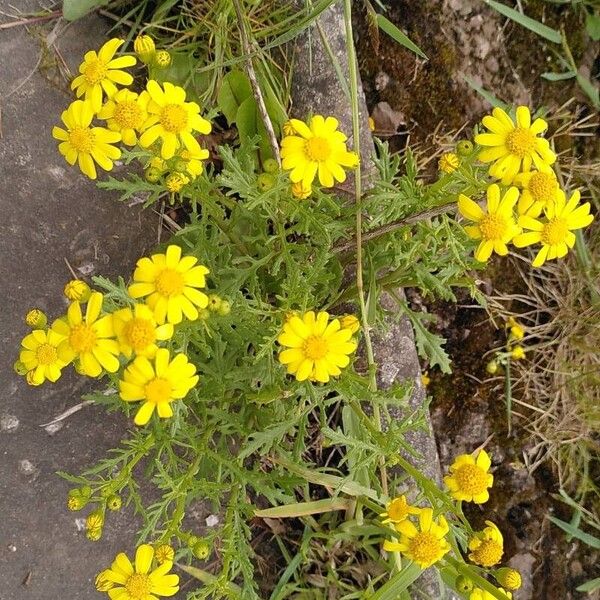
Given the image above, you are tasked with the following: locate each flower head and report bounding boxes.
[339,314,360,334]
[99,544,179,599]
[133,34,155,64]
[25,309,47,329]
[19,329,70,384]
[277,311,357,383]
[444,449,493,504]
[64,279,92,302]
[52,100,121,179]
[458,184,521,262]
[154,544,175,565]
[513,190,594,267]
[71,38,136,112]
[112,303,174,359]
[178,146,210,178]
[119,348,199,425]
[468,520,504,566]
[506,316,525,340]
[511,345,526,360]
[139,81,211,159]
[128,245,210,324]
[495,568,522,591]
[154,50,172,68]
[291,181,312,199]
[98,89,149,146]
[475,106,555,184]
[439,152,460,174]
[280,115,358,188]
[514,169,560,217]
[51,292,120,377]
[380,495,420,525]
[165,172,190,193]
[470,587,512,600]
[383,508,450,569]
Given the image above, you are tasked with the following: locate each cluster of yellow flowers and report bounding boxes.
[457,106,594,267]
[380,449,521,597]
[17,245,213,426]
[52,37,211,194]
[486,316,527,375]
[280,115,359,199]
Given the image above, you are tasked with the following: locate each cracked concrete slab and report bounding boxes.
[0,5,157,598]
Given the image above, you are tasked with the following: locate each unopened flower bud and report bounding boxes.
[262,158,279,173]
[64,279,91,302]
[486,359,499,375]
[217,300,231,316]
[155,544,175,565]
[86,527,102,541]
[438,152,459,174]
[197,308,210,321]
[106,494,122,511]
[455,575,473,593]
[26,370,42,386]
[495,568,522,590]
[511,346,526,361]
[207,294,222,312]
[368,116,375,131]
[67,494,86,511]
[186,534,199,548]
[282,120,296,136]
[134,34,155,64]
[145,167,163,183]
[86,510,104,531]
[165,172,189,193]
[154,50,171,68]
[339,315,360,334]
[291,181,311,199]
[13,360,28,376]
[25,309,47,329]
[192,539,211,560]
[456,140,474,156]
[257,173,275,192]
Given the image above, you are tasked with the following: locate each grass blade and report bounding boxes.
[548,516,600,549]
[370,562,421,600]
[255,498,352,518]
[462,75,507,109]
[376,15,428,60]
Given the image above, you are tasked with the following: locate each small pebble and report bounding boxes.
[19,460,36,476]
[8,544,17,552]
[75,518,86,532]
[0,415,19,433]
[44,422,63,436]
[205,514,219,527]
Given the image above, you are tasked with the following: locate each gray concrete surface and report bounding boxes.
[0,5,157,598]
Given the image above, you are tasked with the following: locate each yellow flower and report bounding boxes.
[468,520,504,566]
[52,100,121,180]
[340,314,360,334]
[458,184,521,262]
[506,316,525,340]
[438,152,460,174]
[470,587,512,600]
[99,544,179,599]
[277,311,357,383]
[119,348,199,425]
[112,304,174,359]
[154,50,172,68]
[64,279,92,302]
[421,371,431,386]
[513,190,594,267]
[86,511,104,530]
[368,116,375,131]
[282,120,296,136]
[128,245,210,324]
[380,495,420,525]
[291,181,312,199]
[444,449,493,504]
[178,147,210,178]
[495,568,522,591]
[154,544,175,565]
[52,292,120,377]
[25,309,47,329]
[95,570,114,592]
[383,508,450,569]
[139,80,211,160]
[71,38,136,113]
[97,89,149,146]
[475,106,556,184]
[165,172,190,193]
[514,169,561,217]
[280,115,358,188]
[510,345,526,360]
[133,34,155,64]
[19,329,70,384]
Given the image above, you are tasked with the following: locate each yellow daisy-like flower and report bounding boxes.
[128,245,210,324]
[280,115,359,188]
[468,520,504,567]
[19,329,70,384]
[165,172,190,193]
[277,311,357,383]
[475,106,556,184]
[458,184,521,262]
[513,169,561,217]
[139,80,211,160]
[71,38,136,113]
[119,348,199,425]
[470,587,512,600]
[178,147,210,178]
[380,495,420,525]
[444,449,493,504]
[383,508,450,569]
[438,152,460,174]
[513,190,594,267]
[97,89,149,146]
[112,304,174,359]
[100,544,179,599]
[52,292,120,377]
[52,100,121,180]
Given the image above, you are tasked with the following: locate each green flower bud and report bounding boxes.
[187,534,199,548]
[486,359,499,375]
[25,309,47,329]
[207,294,222,312]
[106,494,122,511]
[145,167,163,184]
[262,158,279,173]
[154,50,172,68]
[455,575,473,593]
[192,539,211,560]
[13,360,28,376]
[86,526,102,542]
[257,173,275,192]
[134,34,156,64]
[217,300,231,316]
[456,140,474,156]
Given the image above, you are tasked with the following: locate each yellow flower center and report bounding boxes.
[36,343,58,365]
[505,127,536,158]
[156,268,184,297]
[478,214,507,241]
[455,464,488,495]
[68,127,95,153]
[471,539,504,566]
[124,318,156,352]
[409,532,442,565]
[541,218,569,246]
[125,573,151,599]
[114,100,143,130]
[387,498,409,522]
[160,104,188,133]
[145,377,172,404]
[83,58,107,85]
[303,335,328,360]
[305,137,331,162]
[69,323,97,353]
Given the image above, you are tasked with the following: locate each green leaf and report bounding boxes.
[548,516,600,549]
[218,71,253,125]
[255,498,352,518]
[483,0,562,43]
[586,12,600,41]
[62,0,108,20]
[402,309,452,374]
[576,577,600,593]
[541,70,577,81]
[576,73,600,109]
[376,15,428,60]
[370,562,421,600]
